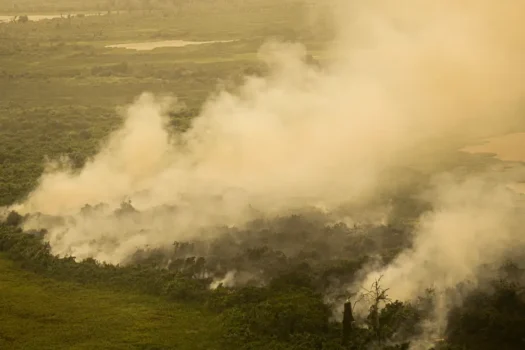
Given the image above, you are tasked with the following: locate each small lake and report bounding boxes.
[462,133,525,163]
[105,39,234,51]
[463,133,525,194]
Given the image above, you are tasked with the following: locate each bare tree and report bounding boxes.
[361,275,391,344]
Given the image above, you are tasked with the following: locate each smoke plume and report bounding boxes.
[8,1,525,340]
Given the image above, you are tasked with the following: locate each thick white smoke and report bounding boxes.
[349,175,525,344]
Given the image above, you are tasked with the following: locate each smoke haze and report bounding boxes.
[8,1,525,342]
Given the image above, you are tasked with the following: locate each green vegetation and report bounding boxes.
[0,221,428,350]
[1,214,524,350]
[0,253,222,350]
[0,1,524,349]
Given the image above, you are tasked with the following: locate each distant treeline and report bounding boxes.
[1,0,306,14]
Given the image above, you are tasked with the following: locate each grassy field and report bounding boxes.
[0,255,222,350]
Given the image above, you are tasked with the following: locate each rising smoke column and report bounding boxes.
[13,0,525,303]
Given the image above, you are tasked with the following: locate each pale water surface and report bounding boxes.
[463,133,525,193]
[0,14,95,23]
[462,133,525,163]
[105,40,234,51]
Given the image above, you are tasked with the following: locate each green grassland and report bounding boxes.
[0,255,222,350]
